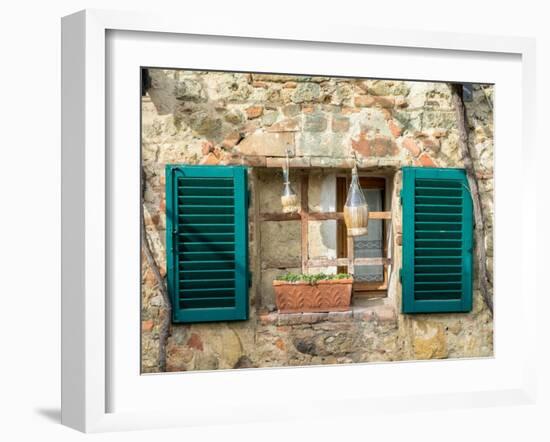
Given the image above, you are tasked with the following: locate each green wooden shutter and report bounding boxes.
[401,167,473,313]
[165,165,249,323]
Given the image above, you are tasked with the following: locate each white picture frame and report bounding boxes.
[61,9,538,433]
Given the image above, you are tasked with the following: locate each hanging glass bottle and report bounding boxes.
[281,151,299,213]
[343,163,369,236]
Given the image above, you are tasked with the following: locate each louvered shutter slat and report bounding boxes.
[166,165,248,323]
[402,167,473,313]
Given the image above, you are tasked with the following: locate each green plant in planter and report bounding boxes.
[277,272,352,285]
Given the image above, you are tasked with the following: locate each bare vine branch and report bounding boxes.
[451,84,493,315]
[141,168,172,372]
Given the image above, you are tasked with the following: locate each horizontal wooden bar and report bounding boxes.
[258,211,392,222]
[261,257,391,269]
[259,212,301,221]
[308,212,343,220]
[368,211,392,220]
[307,257,391,267]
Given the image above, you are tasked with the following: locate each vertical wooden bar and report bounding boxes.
[301,173,309,274]
[336,176,348,274]
[347,236,354,275]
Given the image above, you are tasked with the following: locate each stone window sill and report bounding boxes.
[258,302,397,326]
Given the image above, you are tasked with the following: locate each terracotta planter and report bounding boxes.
[273,278,353,313]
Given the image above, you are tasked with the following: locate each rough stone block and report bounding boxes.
[261,110,279,126]
[412,320,448,359]
[354,95,375,107]
[327,310,353,322]
[174,78,205,101]
[236,132,295,157]
[265,156,310,168]
[352,132,398,158]
[259,312,278,325]
[292,83,321,103]
[304,112,327,132]
[267,117,300,132]
[331,115,350,132]
[282,104,301,117]
[310,157,354,168]
[246,105,264,119]
[367,80,410,97]
[221,131,242,149]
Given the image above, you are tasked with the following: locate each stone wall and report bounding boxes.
[141,69,494,372]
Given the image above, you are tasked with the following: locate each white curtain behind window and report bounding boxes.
[353,188,384,281]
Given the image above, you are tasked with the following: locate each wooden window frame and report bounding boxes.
[337,175,389,297]
[259,170,392,299]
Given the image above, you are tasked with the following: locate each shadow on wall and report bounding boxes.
[146,68,251,144]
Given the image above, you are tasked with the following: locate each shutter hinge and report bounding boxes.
[248,270,253,287]
[399,268,403,284]
[399,190,403,205]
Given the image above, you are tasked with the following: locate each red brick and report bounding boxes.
[331,115,350,133]
[142,319,154,332]
[402,137,421,157]
[415,153,437,167]
[201,140,214,155]
[354,95,375,107]
[354,95,395,108]
[144,269,155,286]
[259,312,278,325]
[221,131,241,149]
[352,131,398,157]
[267,118,300,132]
[200,152,220,165]
[245,105,264,119]
[374,96,395,108]
[422,137,441,152]
[341,106,361,114]
[388,120,403,137]
[252,81,269,88]
[275,338,286,351]
[187,333,204,351]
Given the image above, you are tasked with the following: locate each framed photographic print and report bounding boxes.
[61,9,537,433]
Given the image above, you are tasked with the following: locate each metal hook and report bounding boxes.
[351,151,359,175]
